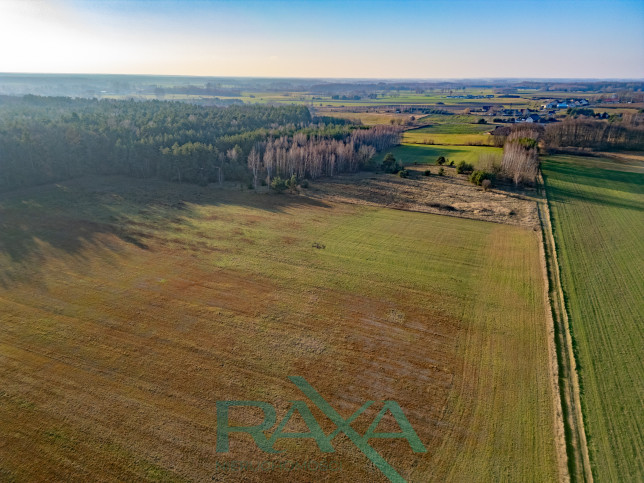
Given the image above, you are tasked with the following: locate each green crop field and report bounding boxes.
[542,155,644,481]
[0,176,559,482]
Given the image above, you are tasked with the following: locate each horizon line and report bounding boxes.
[1,72,643,82]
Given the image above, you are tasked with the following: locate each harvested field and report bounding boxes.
[0,176,558,482]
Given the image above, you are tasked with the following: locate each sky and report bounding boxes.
[0,0,643,79]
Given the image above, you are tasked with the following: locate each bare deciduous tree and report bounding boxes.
[501,131,540,185]
[247,146,261,189]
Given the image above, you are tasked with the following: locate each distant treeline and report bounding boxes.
[0,96,399,191]
[488,115,644,186]
[491,116,644,151]
[544,119,644,151]
[154,82,243,97]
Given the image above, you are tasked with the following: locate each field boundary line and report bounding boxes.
[535,210,570,483]
[537,172,593,483]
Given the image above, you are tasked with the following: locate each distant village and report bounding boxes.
[445,94,496,99]
[469,98,597,124]
[323,94,625,124]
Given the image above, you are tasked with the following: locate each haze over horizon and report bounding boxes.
[1,0,643,79]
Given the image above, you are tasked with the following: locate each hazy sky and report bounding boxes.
[1,0,643,78]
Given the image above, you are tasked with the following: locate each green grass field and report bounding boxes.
[403,132,494,146]
[409,123,494,135]
[0,176,559,482]
[403,122,495,146]
[542,155,644,481]
[377,144,502,167]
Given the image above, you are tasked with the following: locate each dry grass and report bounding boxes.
[303,167,539,228]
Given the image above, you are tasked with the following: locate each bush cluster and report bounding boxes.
[398,169,409,178]
[469,170,493,186]
[270,176,288,192]
[456,161,474,174]
[382,153,403,173]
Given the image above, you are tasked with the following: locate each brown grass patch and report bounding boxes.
[303,167,539,228]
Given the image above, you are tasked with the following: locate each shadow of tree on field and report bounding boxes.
[542,159,644,212]
[543,182,644,212]
[0,175,331,287]
[543,159,644,196]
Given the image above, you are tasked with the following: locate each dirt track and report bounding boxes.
[537,174,593,483]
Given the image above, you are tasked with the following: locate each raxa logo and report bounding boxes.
[216,376,426,482]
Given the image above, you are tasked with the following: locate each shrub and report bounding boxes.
[423,169,431,176]
[517,137,538,150]
[477,118,487,124]
[286,174,298,191]
[436,156,446,165]
[300,179,309,188]
[398,169,409,178]
[382,153,402,173]
[449,160,455,166]
[456,161,474,174]
[469,170,493,186]
[568,107,595,118]
[271,176,287,192]
[438,167,445,176]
